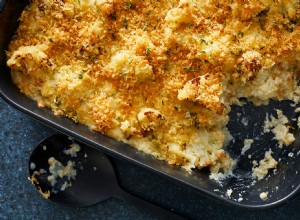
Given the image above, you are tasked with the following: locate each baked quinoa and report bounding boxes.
[7,0,300,174]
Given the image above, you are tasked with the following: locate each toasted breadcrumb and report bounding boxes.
[7,0,300,174]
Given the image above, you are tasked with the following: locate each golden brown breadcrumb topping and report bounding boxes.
[7,0,300,173]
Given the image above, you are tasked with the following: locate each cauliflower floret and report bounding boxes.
[7,45,49,73]
[178,74,225,114]
[103,50,153,81]
[164,0,193,29]
[137,108,165,131]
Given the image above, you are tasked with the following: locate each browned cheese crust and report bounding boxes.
[7,0,300,173]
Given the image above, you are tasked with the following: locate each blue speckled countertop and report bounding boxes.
[1,97,300,220]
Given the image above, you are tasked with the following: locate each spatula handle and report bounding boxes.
[115,188,187,220]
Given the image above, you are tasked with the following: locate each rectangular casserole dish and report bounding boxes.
[1,0,300,210]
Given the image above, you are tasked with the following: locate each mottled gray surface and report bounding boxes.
[1,97,300,220]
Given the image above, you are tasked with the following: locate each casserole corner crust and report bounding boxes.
[7,0,300,174]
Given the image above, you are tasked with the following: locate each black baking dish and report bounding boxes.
[1,0,300,210]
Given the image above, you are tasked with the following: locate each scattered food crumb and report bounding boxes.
[288,152,294,157]
[264,110,295,148]
[38,168,46,174]
[209,169,235,182]
[238,195,243,202]
[42,145,47,150]
[47,157,77,190]
[30,162,36,170]
[252,150,278,180]
[252,160,258,167]
[241,139,254,155]
[260,192,268,201]
[241,117,249,126]
[38,187,51,199]
[29,171,51,199]
[93,166,97,171]
[226,189,233,198]
[63,143,81,157]
[294,107,300,128]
